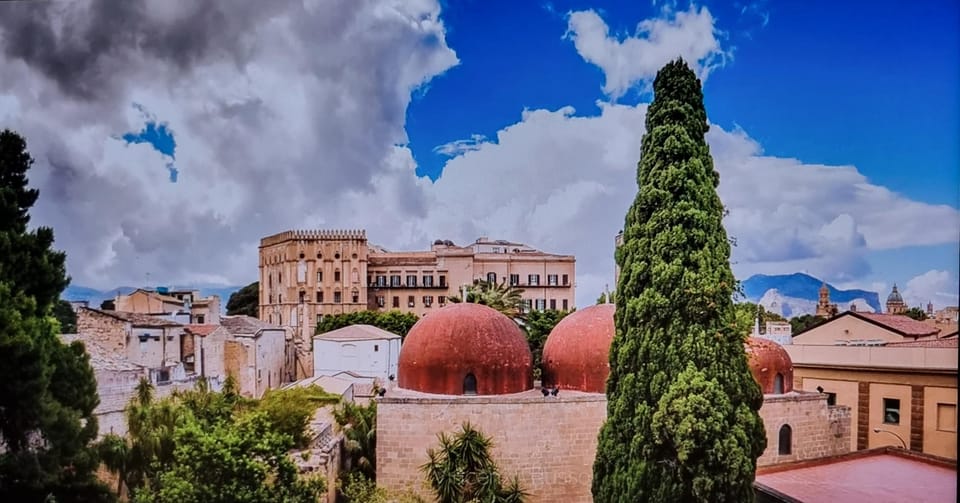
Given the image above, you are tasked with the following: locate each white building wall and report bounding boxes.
[313,337,400,382]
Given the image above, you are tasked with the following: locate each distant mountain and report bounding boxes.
[741,273,881,318]
[62,284,245,313]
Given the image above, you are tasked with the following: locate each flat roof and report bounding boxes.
[756,449,957,503]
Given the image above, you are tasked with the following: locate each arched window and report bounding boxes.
[774,373,784,394]
[778,424,792,455]
[463,373,477,395]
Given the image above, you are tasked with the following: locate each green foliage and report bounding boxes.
[903,307,928,321]
[53,299,78,333]
[596,291,616,305]
[732,302,785,337]
[592,60,765,502]
[789,314,822,334]
[448,279,525,321]
[226,281,260,317]
[522,309,572,374]
[333,400,378,481]
[0,129,108,501]
[420,423,528,503]
[316,310,419,339]
[338,473,425,503]
[136,412,325,503]
[255,385,341,448]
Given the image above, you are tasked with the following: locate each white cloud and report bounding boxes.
[421,103,960,306]
[565,5,728,98]
[903,270,959,310]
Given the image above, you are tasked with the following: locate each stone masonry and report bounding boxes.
[377,389,607,503]
[756,391,851,467]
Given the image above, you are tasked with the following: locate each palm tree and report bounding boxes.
[420,422,528,503]
[448,279,526,322]
[332,400,378,480]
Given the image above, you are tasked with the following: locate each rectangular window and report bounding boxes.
[317,271,323,283]
[438,296,446,306]
[317,314,323,325]
[423,275,434,287]
[352,292,359,303]
[407,295,415,308]
[528,274,540,286]
[937,403,957,432]
[376,275,386,287]
[883,398,901,425]
[521,299,532,313]
[196,314,205,324]
[562,274,569,286]
[826,392,837,406]
[492,247,501,253]
[334,291,342,304]
[278,272,282,284]
[391,275,402,287]
[317,291,323,303]
[392,296,400,308]
[299,291,305,304]
[269,294,273,304]
[406,275,417,287]
[423,296,433,307]
[562,299,568,310]
[509,274,519,286]
[535,298,546,311]
[376,296,385,307]
[334,270,341,282]
[550,299,556,310]
[547,274,558,286]
[374,344,379,352]
[486,272,497,284]
[439,275,447,287]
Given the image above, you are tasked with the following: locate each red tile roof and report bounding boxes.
[756,448,956,503]
[854,312,940,337]
[184,324,219,337]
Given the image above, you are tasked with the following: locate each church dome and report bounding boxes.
[542,304,616,393]
[887,284,904,303]
[744,337,793,394]
[398,303,533,395]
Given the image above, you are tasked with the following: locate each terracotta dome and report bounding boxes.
[744,337,794,394]
[398,303,533,395]
[542,304,616,393]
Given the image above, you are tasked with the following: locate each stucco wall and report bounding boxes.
[377,390,606,502]
[923,386,957,459]
[757,392,851,467]
[313,338,400,381]
[792,316,906,345]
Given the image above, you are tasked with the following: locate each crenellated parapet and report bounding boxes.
[261,229,367,247]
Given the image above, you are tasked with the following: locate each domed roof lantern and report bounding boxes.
[887,283,904,303]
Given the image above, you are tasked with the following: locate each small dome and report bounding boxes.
[398,303,532,395]
[542,304,616,393]
[744,337,794,394]
[887,284,904,303]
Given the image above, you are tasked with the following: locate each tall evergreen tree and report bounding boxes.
[592,61,766,502]
[0,129,108,500]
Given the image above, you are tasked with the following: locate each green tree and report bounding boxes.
[53,299,78,333]
[420,423,527,503]
[0,129,109,501]
[255,385,340,448]
[522,309,571,376]
[591,60,765,502]
[903,307,928,321]
[137,412,324,503]
[732,302,785,337]
[226,281,260,317]
[448,279,525,321]
[315,310,418,340]
[789,314,822,334]
[333,400,378,481]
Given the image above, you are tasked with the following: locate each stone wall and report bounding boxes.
[377,390,606,503]
[757,392,851,467]
[77,308,128,353]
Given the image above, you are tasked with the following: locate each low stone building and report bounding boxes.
[312,324,401,382]
[221,315,291,398]
[77,307,187,383]
[378,304,852,502]
[115,288,221,325]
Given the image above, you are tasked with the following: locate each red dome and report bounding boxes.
[542,304,616,393]
[398,303,533,395]
[744,337,794,394]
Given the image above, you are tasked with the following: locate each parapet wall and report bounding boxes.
[757,392,851,467]
[377,390,607,502]
[260,229,367,247]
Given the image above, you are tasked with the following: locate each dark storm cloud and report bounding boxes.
[0,0,280,101]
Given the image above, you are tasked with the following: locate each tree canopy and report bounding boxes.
[903,306,928,321]
[592,60,766,502]
[448,279,525,321]
[732,302,786,337]
[0,129,109,501]
[226,281,259,317]
[521,309,571,377]
[316,310,419,339]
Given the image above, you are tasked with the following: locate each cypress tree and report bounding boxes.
[592,60,766,502]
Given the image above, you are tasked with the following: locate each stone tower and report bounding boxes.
[815,282,838,318]
[886,284,907,315]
